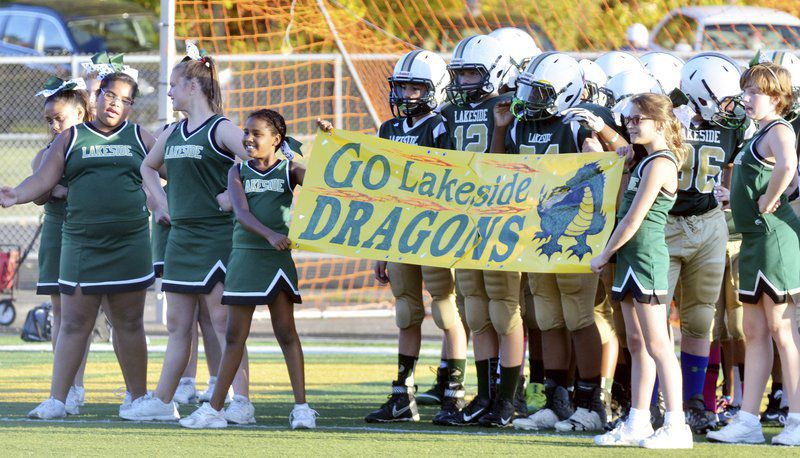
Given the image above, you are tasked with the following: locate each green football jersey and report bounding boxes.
[731,119,797,233]
[62,121,149,224]
[164,115,235,221]
[377,112,451,149]
[232,160,294,250]
[504,115,592,155]
[671,120,749,216]
[439,92,512,153]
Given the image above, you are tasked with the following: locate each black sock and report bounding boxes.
[499,365,522,402]
[737,363,745,383]
[575,379,600,408]
[530,358,545,384]
[396,354,418,386]
[772,382,783,394]
[446,359,466,385]
[489,357,500,399]
[476,359,490,399]
[545,369,569,388]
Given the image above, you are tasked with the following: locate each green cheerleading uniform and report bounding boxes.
[162,115,235,294]
[222,160,301,306]
[59,121,153,295]
[730,119,800,304]
[151,184,169,277]
[36,167,65,295]
[612,151,679,304]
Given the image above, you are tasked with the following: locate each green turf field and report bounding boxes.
[0,346,793,456]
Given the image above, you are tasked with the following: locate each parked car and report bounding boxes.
[0,0,158,56]
[650,6,800,52]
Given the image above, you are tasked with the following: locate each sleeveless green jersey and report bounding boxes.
[440,92,512,153]
[788,116,800,201]
[232,160,294,250]
[42,141,67,219]
[164,115,235,221]
[377,112,451,149]
[618,150,678,224]
[504,115,592,155]
[62,121,149,224]
[731,119,797,233]
[671,120,749,216]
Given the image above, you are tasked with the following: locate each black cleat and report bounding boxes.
[364,383,420,423]
[417,367,446,406]
[684,394,717,434]
[478,397,516,427]
[442,395,492,426]
[762,390,785,425]
[432,383,466,425]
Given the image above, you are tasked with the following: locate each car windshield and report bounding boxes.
[702,23,800,50]
[68,15,157,53]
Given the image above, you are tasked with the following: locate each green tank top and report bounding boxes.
[42,142,67,219]
[232,160,294,250]
[164,115,235,221]
[731,119,797,233]
[617,150,678,225]
[62,121,149,224]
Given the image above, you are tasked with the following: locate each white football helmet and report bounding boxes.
[511,52,583,120]
[681,52,745,129]
[594,51,644,80]
[489,27,541,91]
[446,35,509,106]
[640,52,685,94]
[604,69,663,110]
[761,50,800,120]
[388,50,450,118]
[579,59,611,105]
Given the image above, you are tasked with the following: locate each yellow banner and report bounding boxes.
[290,129,624,273]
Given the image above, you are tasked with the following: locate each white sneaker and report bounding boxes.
[772,416,800,446]
[119,391,133,416]
[707,413,765,444]
[290,404,318,430]
[67,385,85,406]
[119,393,180,421]
[198,377,232,404]
[28,398,67,420]
[225,395,256,425]
[173,378,198,405]
[179,402,227,429]
[512,408,559,430]
[555,407,604,432]
[640,423,693,449]
[64,387,80,415]
[594,421,654,446]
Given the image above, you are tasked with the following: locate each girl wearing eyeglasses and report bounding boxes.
[707,63,800,447]
[590,93,692,449]
[1,71,156,419]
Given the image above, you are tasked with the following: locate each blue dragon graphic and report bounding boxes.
[534,161,606,260]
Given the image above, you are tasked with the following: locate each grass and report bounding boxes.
[0,346,794,456]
